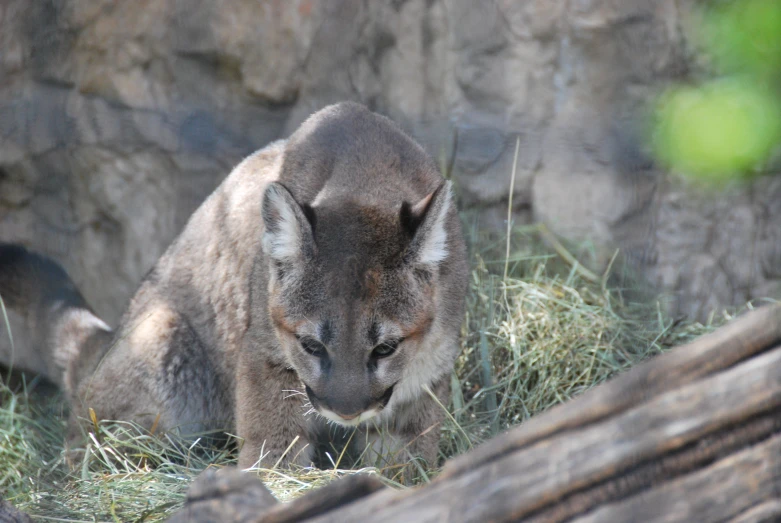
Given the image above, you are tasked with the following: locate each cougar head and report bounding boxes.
[260,180,458,426]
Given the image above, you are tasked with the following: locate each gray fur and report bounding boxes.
[0,103,469,476]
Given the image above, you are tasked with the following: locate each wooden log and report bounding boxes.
[571,432,781,523]
[167,467,278,523]
[259,473,385,523]
[170,468,385,523]
[730,500,781,523]
[441,302,781,482]
[168,303,781,523]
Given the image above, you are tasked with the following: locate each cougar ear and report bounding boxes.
[401,181,454,267]
[261,182,315,262]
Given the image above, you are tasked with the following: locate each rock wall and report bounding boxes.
[1,0,778,323]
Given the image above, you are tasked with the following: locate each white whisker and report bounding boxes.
[283,389,307,399]
[282,388,306,396]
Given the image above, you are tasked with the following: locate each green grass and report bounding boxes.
[0,227,721,521]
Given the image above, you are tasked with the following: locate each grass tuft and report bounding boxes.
[439,225,715,457]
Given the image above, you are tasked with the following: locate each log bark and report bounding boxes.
[167,467,279,523]
[169,468,385,523]
[169,303,781,523]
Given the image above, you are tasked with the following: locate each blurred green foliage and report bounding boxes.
[653,79,781,180]
[652,0,781,182]
[701,0,781,77]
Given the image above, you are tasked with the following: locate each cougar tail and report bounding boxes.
[0,243,112,393]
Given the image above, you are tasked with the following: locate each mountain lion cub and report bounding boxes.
[0,102,468,475]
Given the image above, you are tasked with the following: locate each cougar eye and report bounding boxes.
[298,336,327,358]
[371,338,403,359]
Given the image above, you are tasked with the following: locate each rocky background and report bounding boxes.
[1,0,779,326]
